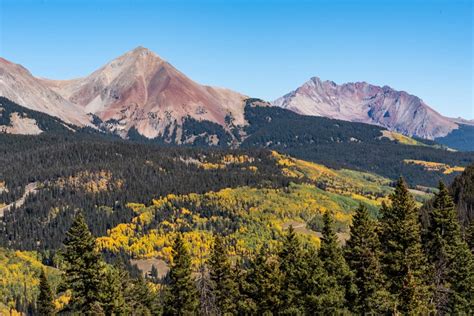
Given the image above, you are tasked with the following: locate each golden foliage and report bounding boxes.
[55,170,124,193]
[272,151,393,200]
[381,130,425,146]
[0,248,61,314]
[404,159,465,174]
[98,182,380,265]
[54,291,71,311]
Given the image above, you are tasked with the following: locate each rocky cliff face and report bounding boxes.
[273,77,458,139]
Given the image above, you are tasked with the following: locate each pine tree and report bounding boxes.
[164,234,199,315]
[62,212,104,313]
[208,235,238,315]
[240,245,282,315]
[467,220,474,254]
[150,265,159,283]
[100,265,126,315]
[426,182,474,313]
[319,211,354,307]
[345,204,392,314]
[379,178,432,314]
[278,225,304,313]
[37,269,55,316]
[301,243,345,314]
[131,275,160,315]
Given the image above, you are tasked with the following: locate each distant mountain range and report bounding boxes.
[0,47,472,150]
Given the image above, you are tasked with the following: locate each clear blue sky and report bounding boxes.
[0,0,472,118]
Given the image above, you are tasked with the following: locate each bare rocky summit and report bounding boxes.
[42,46,247,139]
[273,77,458,139]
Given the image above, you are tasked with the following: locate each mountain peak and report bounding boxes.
[36,48,247,140]
[116,46,164,65]
[128,46,157,58]
[273,77,458,139]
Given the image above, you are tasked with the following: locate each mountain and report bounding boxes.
[435,124,474,152]
[273,77,459,140]
[1,49,472,150]
[42,46,247,139]
[0,97,76,135]
[240,99,473,187]
[0,58,90,126]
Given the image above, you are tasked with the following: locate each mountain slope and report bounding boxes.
[42,46,247,139]
[240,99,472,186]
[435,124,474,152]
[0,58,90,126]
[0,97,74,135]
[273,77,458,140]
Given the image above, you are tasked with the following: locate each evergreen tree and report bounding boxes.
[426,182,474,313]
[100,265,126,315]
[319,211,354,306]
[62,212,104,313]
[379,178,433,314]
[150,264,159,283]
[345,204,392,314]
[278,225,304,314]
[208,235,238,315]
[301,244,345,314]
[130,275,160,315]
[164,234,199,315]
[37,269,55,316]
[467,220,474,254]
[239,245,282,315]
[448,237,474,314]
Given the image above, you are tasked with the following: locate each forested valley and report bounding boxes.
[1,100,473,315]
[3,178,473,315]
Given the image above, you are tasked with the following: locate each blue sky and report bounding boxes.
[0,0,472,118]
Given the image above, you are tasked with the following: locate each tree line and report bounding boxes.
[35,178,473,315]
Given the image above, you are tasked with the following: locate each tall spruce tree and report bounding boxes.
[37,269,55,316]
[208,235,238,315]
[319,211,354,306]
[62,213,104,313]
[239,245,282,315]
[164,234,199,315]
[426,182,474,313]
[129,275,161,315]
[301,243,345,314]
[379,178,433,314]
[99,265,126,315]
[345,204,392,314]
[278,225,304,313]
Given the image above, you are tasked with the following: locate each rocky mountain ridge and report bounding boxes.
[273,76,459,140]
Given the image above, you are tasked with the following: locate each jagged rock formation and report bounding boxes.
[273,77,458,139]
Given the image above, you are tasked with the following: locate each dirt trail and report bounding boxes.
[0,182,38,217]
